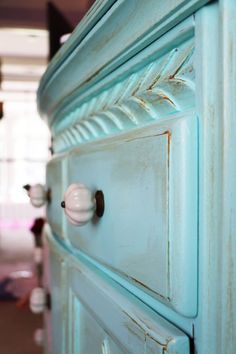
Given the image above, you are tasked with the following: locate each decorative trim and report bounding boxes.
[38,0,208,120]
[53,39,194,153]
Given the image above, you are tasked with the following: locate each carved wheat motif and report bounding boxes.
[54,40,195,152]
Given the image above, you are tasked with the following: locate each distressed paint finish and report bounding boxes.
[47,230,67,354]
[70,295,127,354]
[195,1,236,353]
[53,37,195,153]
[219,2,236,352]
[50,16,195,144]
[37,0,236,353]
[64,114,198,317]
[37,0,210,123]
[46,225,190,354]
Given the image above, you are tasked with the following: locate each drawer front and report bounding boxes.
[69,295,127,354]
[46,157,67,240]
[65,114,198,316]
[68,260,190,354]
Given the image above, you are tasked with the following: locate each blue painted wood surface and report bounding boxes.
[46,224,190,354]
[63,113,198,317]
[38,0,236,353]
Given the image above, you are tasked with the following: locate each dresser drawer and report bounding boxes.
[65,114,198,317]
[68,259,190,354]
[69,295,128,354]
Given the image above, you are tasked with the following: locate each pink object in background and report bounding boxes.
[0,219,33,230]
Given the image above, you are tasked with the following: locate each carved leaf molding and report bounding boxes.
[54,40,194,153]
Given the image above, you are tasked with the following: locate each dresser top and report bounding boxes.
[37,0,210,129]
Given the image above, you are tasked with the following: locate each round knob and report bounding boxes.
[30,287,46,314]
[61,183,104,226]
[25,184,50,208]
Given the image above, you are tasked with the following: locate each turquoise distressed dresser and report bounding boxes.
[36,1,236,353]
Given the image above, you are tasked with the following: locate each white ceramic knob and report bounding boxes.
[29,184,48,207]
[30,287,46,314]
[34,328,44,346]
[61,183,96,226]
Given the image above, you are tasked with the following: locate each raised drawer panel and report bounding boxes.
[65,114,198,316]
[67,130,169,297]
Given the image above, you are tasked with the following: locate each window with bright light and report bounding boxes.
[0,98,50,203]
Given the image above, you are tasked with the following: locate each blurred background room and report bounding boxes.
[0,1,94,353]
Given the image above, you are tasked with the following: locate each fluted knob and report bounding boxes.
[61,183,104,226]
[30,287,46,314]
[25,184,49,208]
